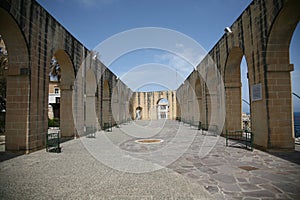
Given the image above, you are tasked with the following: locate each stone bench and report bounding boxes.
[226,129,254,151]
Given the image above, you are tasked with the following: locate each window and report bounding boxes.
[160,105,166,110]
[54,88,59,94]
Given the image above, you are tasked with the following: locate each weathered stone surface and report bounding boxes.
[242,190,275,198]
[272,182,300,195]
[239,183,260,191]
[211,174,236,184]
[204,185,219,194]
[1,121,300,199]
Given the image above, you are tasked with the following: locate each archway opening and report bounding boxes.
[0,35,8,152]
[50,50,76,138]
[224,47,243,131]
[157,98,169,120]
[241,56,251,130]
[0,7,30,152]
[135,106,143,120]
[48,57,61,131]
[290,22,300,139]
[264,0,300,149]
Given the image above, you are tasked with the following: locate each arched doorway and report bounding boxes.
[157,98,169,120]
[241,56,251,130]
[291,23,300,139]
[52,50,76,138]
[135,106,142,120]
[0,7,30,152]
[224,47,244,131]
[48,57,61,131]
[0,35,7,152]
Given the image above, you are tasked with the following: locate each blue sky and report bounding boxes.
[37,0,299,112]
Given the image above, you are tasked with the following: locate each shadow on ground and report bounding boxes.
[268,144,300,165]
[0,151,23,162]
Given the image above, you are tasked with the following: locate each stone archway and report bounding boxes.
[224,47,244,131]
[0,7,30,152]
[135,106,143,120]
[157,98,169,120]
[263,0,300,149]
[54,50,75,138]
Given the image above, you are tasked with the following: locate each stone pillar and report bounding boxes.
[196,97,202,123]
[200,85,207,125]
[5,75,30,152]
[225,82,242,131]
[264,64,294,149]
[60,86,75,138]
[85,94,98,133]
[102,98,111,127]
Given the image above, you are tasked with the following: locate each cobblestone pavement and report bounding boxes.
[0,120,299,199]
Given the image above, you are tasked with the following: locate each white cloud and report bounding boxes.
[154,43,205,79]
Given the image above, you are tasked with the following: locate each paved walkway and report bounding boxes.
[0,120,299,199]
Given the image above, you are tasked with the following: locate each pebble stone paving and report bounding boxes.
[0,120,299,199]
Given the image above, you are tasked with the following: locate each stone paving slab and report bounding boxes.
[1,120,300,199]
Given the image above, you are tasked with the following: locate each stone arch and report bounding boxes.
[224,47,244,131]
[0,7,30,152]
[135,106,143,120]
[157,98,169,119]
[53,49,75,138]
[263,0,300,149]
